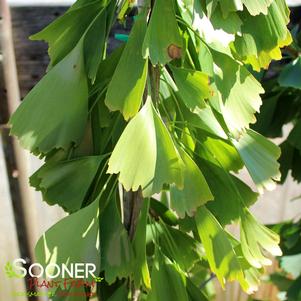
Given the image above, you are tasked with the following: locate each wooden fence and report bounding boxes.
[0,2,300,301]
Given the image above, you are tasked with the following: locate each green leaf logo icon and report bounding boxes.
[4,262,24,279]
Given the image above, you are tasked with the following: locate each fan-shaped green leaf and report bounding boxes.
[105,13,148,120]
[170,66,210,110]
[35,197,100,281]
[195,206,244,286]
[31,1,103,67]
[212,51,264,134]
[30,156,102,213]
[9,41,88,155]
[240,209,282,268]
[232,129,281,193]
[107,99,183,196]
[170,147,213,218]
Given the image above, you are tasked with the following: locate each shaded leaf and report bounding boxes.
[133,199,151,289]
[143,0,182,65]
[105,14,148,120]
[232,129,281,193]
[170,147,213,218]
[147,251,189,301]
[10,41,88,155]
[30,156,102,213]
[100,197,134,284]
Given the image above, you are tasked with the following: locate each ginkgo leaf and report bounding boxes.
[199,135,243,172]
[9,41,88,155]
[154,223,203,272]
[180,104,228,139]
[84,9,107,81]
[170,66,210,110]
[31,1,103,67]
[232,129,281,193]
[105,13,148,120]
[30,156,102,213]
[100,197,134,284]
[195,156,258,226]
[240,209,282,268]
[195,206,244,286]
[147,250,189,301]
[233,0,292,71]
[211,51,264,134]
[35,197,100,280]
[215,0,273,16]
[142,0,182,65]
[107,99,183,197]
[133,199,151,289]
[170,147,213,218]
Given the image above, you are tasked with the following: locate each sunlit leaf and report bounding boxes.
[108,99,183,196]
[35,198,100,281]
[211,51,264,134]
[195,206,244,286]
[170,66,210,110]
[240,209,282,268]
[233,0,292,71]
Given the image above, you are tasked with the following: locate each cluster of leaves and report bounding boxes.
[249,18,301,301]
[9,0,293,300]
[253,21,301,184]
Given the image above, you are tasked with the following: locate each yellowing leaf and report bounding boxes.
[108,99,183,196]
[143,0,182,65]
[105,13,148,120]
[233,0,292,71]
[9,41,88,155]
